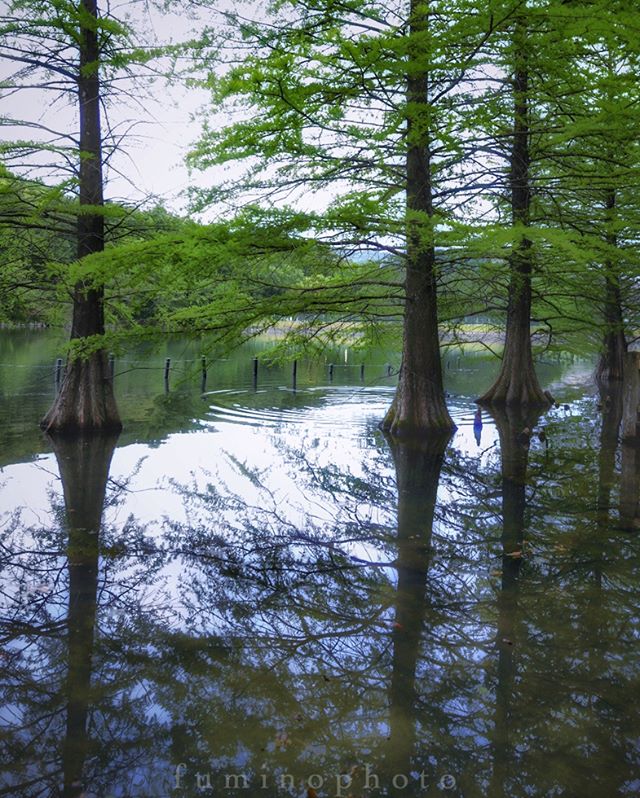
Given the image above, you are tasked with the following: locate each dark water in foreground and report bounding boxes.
[0,332,639,797]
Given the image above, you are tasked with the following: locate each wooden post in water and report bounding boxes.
[329,363,334,381]
[387,363,393,377]
[360,363,365,381]
[292,359,297,390]
[621,352,640,441]
[164,358,171,393]
[252,357,259,390]
[201,356,207,393]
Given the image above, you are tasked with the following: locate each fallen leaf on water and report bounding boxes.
[307,789,319,798]
[501,638,514,646]
[506,550,522,558]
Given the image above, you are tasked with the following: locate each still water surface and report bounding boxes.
[0,331,638,797]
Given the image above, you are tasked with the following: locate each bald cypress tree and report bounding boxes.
[188,0,506,436]
[477,6,551,407]
[0,0,157,432]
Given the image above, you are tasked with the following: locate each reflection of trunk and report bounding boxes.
[487,406,541,797]
[51,433,118,797]
[41,0,121,433]
[595,190,627,383]
[384,432,451,789]
[478,20,549,409]
[381,0,453,436]
[595,384,622,562]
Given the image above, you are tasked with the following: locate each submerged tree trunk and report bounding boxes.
[478,21,549,408]
[595,190,627,382]
[381,0,454,437]
[41,0,121,434]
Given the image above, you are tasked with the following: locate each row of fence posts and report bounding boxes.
[50,351,588,394]
[53,355,398,394]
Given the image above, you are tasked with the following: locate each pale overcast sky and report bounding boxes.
[0,0,226,214]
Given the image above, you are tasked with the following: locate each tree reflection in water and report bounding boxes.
[485,406,542,798]
[0,433,170,797]
[57,434,118,798]
[384,432,452,796]
[1,405,640,796]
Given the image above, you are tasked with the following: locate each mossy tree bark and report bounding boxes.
[595,190,627,383]
[380,0,454,438]
[41,0,121,434]
[478,19,549,409]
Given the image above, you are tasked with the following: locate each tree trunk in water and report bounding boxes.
[41,0,121,434]
[381,0,454,438]
[595,190,627,382]
[478,23,549,409]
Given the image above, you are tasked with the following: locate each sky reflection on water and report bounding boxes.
[1,338,638,798]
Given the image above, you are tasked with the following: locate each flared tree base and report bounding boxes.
[595,333,627,383]
[477,362,553,408]
[41,351,122,435]
[380,384,456,439]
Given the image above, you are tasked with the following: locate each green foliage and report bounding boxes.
[3,0,640,365]
[180,0,640,359]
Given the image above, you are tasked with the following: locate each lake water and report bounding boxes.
[0,330,638,797]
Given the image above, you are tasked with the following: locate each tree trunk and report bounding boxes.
[381,0,454,438]
[595,190,627,382]
[478,22,549,408]
[41,0,121,434]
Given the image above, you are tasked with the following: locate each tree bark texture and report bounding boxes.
[41,0,121,434]
[595,190,627,382]
[621,351,640,442]
[478,23,549,408]
[381,0,455,437]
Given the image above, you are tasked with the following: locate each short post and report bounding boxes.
[329,363,334,381]
[253,357,259,389]
[360,363,365,381]
[55,357,63,391]
[201,356,207,392]
[164,357,171,392]
[622,352,640,441]
[108,352,115,380]
[292,359,297,390]
[387,363,393,377]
